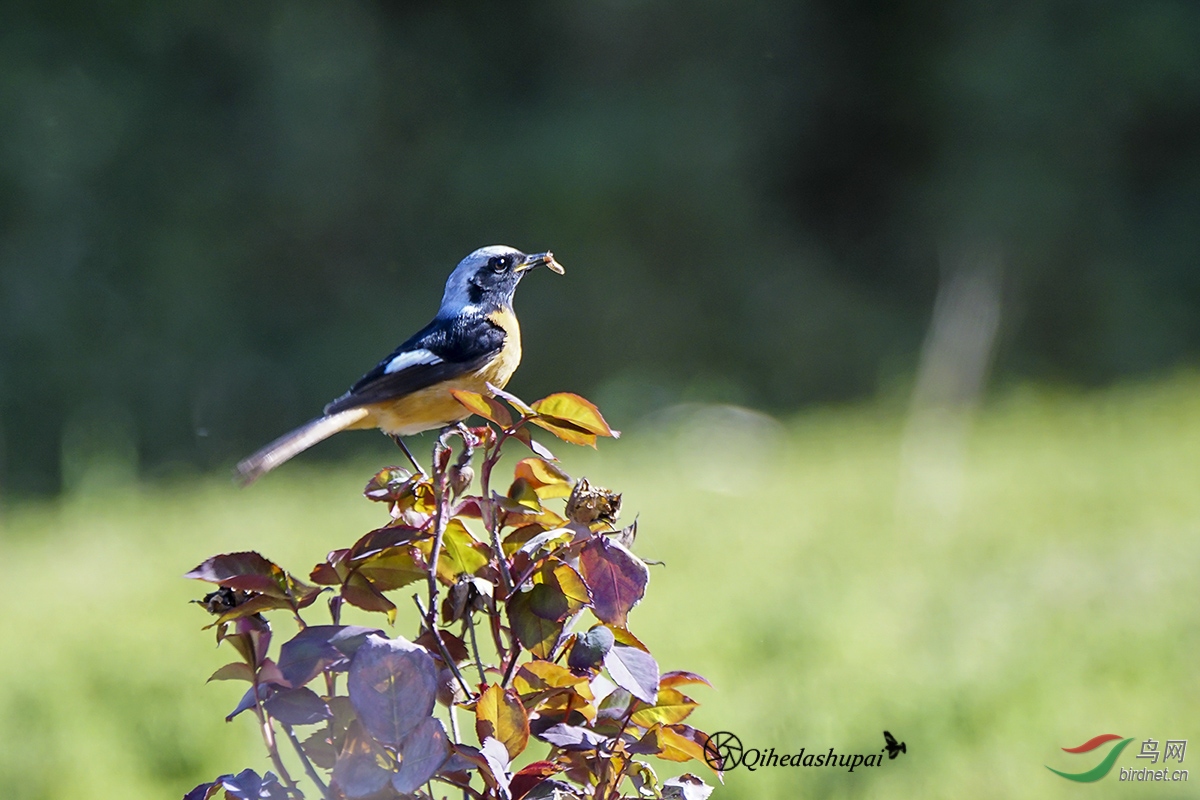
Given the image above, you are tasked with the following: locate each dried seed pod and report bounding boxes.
[565,477,621,526]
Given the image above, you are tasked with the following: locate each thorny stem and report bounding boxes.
[281,721,333,800]
[603,706,640,800]
[488,606,509,669]
[253,704,302,799]
[500,641,522,688]
[425,431,453,625]
[413,594,473,698]
[434,776,486,800]
[479,429,515,593]
[463,612,487,686]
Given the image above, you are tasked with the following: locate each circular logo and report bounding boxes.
[702,731,743,770]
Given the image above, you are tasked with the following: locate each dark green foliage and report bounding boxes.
[186,390,717,799]
[4,2,1200,492]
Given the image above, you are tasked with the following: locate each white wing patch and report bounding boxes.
[383,348,442,374]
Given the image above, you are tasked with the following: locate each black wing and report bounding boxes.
[323,314,505,414]
[883,731,897,747]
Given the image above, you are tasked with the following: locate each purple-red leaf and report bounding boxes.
[332,720,394,799]
[393,717,451,793]
[659,671,713,690]
[277,626,348,688]
[195,769,287,800]
[185,552,288,598]
[265,687,331,726]
[340,572,398,624]
[603,644,659,704]
[512,426,557,460]
[536,723,609,750]
[226,683,271,722]
[347,634,438,745]
[579,537,649,626]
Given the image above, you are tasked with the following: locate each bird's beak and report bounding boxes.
[516,251,565,274]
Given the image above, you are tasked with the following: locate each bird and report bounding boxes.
[882,731,906,759]
[235,245,564,484]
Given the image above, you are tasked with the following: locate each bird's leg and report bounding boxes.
[392,435,426,478]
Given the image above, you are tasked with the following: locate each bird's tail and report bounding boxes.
[235,407,371,485]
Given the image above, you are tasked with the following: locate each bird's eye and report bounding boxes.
[488,255,510,273]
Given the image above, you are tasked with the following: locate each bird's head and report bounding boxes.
[437,245,564,318]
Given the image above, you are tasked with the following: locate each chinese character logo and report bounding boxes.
[1047,734,1134,782]
[1164,740,1188,764]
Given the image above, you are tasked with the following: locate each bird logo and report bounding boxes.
[236,245,563,484]
[883,731,906,759]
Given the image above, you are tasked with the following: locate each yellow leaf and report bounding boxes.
[450,389,513,428]
[513,659,588,694]
[507,477,542,511]
[474,684,530,761]
[657,725,706,763]
[528,416,597,447]
[514,458,574,499]
[629,688,698,727]
[531,393,619,437]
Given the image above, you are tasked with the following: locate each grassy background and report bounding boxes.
[2,375,1198,799]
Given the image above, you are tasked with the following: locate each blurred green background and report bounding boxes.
[1,1,1199,798]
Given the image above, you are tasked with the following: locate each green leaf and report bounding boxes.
[508,587,565,659]
[433,518,490,583]
[568,625,614,670]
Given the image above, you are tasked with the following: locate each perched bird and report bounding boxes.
[235,245,563,484]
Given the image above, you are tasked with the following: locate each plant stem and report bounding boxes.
[480,432,515,593]
[500,642,522,688]
[603,708,639,800]
[434,776,487,800]
[281,722,333,800]
[254,705,302,798]
[463,612,487,686]
[413,594,473,698]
